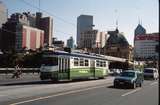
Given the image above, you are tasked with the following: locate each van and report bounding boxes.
[143,68,159,80]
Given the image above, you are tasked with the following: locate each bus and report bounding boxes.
[40,50,109,81]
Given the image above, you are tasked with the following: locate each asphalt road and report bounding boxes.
[0,77,158,105]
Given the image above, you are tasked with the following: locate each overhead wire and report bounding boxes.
[1,0,75,39]
[20,0,75,38]
[20,0,76,27]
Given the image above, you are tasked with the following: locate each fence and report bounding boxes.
[0,68,40,74]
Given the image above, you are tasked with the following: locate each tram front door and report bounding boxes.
[90,60,95,78]
[58,57,70,80]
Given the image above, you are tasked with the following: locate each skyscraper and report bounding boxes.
[80,30,107,49]
[40,17,53,47]
[0,1,7,50]
[134,24,146,36]
[67,36,74,49]
[0,1,7,28]
[134,24,159,60]
[0,14,44,51]
[36,12,53,46]
[77,15,93,47]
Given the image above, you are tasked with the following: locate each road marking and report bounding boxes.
[121,88,142,97]
[150,82,158,86]
[10,83,112,105]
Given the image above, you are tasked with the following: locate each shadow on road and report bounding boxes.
[107,85,132,90]
[0,79,99,86]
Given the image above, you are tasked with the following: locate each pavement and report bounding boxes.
[0,73,40,85]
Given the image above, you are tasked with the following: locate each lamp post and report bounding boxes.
[96,42,101,54]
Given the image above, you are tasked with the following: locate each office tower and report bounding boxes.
[77,15,93,47]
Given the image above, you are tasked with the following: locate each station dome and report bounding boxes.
[105,28,129,46]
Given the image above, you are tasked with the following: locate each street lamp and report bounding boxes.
[96,42,101,54]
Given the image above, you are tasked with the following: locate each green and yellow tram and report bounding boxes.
[40,51,109,81]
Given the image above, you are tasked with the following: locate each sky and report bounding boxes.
[1,0,159,46]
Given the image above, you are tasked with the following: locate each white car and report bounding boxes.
[143,68,159,80]
[108,69,122,76]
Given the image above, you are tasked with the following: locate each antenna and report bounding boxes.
[116,19,118,29]
[138,16,140,24]
[115,9,118,29]
[39,0,40,12]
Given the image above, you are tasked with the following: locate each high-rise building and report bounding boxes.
[8,13,30,26]
[67,36,74,49]
[0,1,7,50]
[52,38,64,48]
[40,17,53,47]
[0,1,7,28]
[80,30,107,49]
[0,14,44,51]
[134,24,159,60]
[0,12,53,51]
[1,23,44,51]
[134,24,146,45]
[134,24,146,36]
[36,12,53,46]
[19,25,44,50]
[77,15,93,47]
[134,33,159,60]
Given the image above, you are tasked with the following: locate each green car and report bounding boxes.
[114,70,144,89]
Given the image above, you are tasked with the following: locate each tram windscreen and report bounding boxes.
[42,57,58,66]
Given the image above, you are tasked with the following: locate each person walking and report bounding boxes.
[12,64,20,78]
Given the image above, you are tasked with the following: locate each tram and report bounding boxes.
[40,50,109,81]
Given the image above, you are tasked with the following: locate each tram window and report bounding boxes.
[100,61,103,67]
[62,58,67,72]
[74,58,79,66]
[65,59,68,72]
[85,59,89,66]
[96,60,100,67]
[58,58,61,72]
[68,59,70,69]
[103,61,106,67]
[61,58,64,72]
[42,57,58,66]
[80,58,84,66]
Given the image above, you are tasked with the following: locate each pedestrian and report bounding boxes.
[18,64,23,77]
[12,65,17,78]
[12,64,20,78]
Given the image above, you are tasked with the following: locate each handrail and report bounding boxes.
[0,68,40,74]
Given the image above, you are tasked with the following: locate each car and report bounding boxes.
[114,70,144,89]
[108,69,114,75]
[143,68,159,80]
[109,69,122,76]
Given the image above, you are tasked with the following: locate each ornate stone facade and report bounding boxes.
[103,28,133,61]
